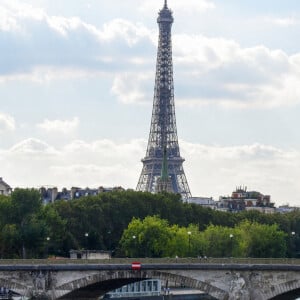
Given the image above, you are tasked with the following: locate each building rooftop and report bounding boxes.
[0,177,11,189]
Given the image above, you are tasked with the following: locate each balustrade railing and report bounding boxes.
[0,257,300,265]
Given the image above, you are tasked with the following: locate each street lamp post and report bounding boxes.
[132,235,136,257]
[187,231,191,257]
[45,237,50,258]
[107,230,112,258]
[291,231,296,258]
[229,234,234,258]
[85,233,89,259]
[107,230,111,251]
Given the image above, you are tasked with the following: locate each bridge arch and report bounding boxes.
[54,270,228,300]
[0,277,28,296]
[264,278,300,300]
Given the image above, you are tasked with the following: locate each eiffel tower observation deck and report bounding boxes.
[136,0,191,200]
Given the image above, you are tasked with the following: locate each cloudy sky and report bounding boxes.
[1,0,300,206]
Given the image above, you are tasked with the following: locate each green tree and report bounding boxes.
[202,225,238,257]
[10,188,42,224]
[120,216,172,257]
[20,217,47,258]
[0,195,12,227]
[0,224,20,258]
[10,189,43,258]
[1,189,296,258]
[238,220,287,258]
[40,205,67,257]
[120,216,208,258]
[165,224,207,257]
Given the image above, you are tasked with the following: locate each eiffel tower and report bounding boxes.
[136,0,191,200]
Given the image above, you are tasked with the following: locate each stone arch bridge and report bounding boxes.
[0,262,300,300]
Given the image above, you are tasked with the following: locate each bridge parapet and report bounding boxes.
[0,261,300,299]
[0,257,300,265]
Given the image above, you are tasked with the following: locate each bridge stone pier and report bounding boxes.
[0,263,300,300]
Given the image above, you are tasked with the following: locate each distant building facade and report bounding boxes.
[218,186,275,213]
[188,197,217,209]
[40,186,125,204]
[0,177,12,196]
[276,205,300,213]
[189,186,276,213]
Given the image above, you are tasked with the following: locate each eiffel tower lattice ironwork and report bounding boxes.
[136,0,191,200]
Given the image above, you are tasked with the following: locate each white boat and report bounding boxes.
[104,279,162,299]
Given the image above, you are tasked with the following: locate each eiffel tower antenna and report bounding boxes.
[136,1,191,200]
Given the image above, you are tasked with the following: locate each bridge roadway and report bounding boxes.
[0,259,300,300]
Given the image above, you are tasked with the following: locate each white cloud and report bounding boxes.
[1,138,300,206]
[46,16,83,36]
[111,32,300,109]
[0,6,18,31]
[0,4,155,80]
[61,139,146,166]
[1,0,300,110]
[100,19,153,45]
[0,0,154,45]
[9,138,57,154]
[180,141,300,205]
[0,0,45,31]
[264,16,300,27]
[37,117,79,134]
[45,15,153,45]
[111,72,153,104]
[171,34,297,109]
[0,138,144,189]
[0,112,15,132]
[0,67,107,84]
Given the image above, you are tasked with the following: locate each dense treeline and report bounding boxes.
[120,216,287,258]
[0,189,299,258]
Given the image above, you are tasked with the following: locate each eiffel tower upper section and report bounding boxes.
[136,0,192,200]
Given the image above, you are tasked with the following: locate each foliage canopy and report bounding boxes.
[0,189,298,258]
